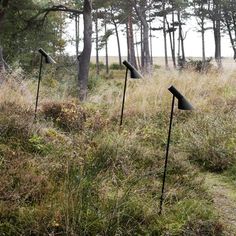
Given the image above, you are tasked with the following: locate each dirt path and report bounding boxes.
[205,173,236,235]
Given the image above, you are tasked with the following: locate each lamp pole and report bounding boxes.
[159,95,175,215]
[120,67,128,126]
[119,60,143,127]
[34,54,43,120]
[159,86,193,214]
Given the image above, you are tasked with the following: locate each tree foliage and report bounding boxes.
[1,0,67,68]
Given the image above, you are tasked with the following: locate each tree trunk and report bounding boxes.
[104,16,109,75]
[177,11,185,64]
[111,15,122,69]
[166,19,176,68]
[213,0,222,69]
[0,48,5,82]
[134,30,141,69]
[149,22,153,66]
[172,11,176,68]
[75,15,79,58]
[224,11,236,60]
[95,10,99,75]
[78,0,92,101]
[141,23,144,68]
[127,15,137,68]
[201,18,206,69]
[0,0,9,77]
[162,0,169,70]
[142,21,151,73]
[134,3,151,74]
[233,14,236,46]
[126,23,130,62]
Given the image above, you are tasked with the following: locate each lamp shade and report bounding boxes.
[168,86,194,110]
[38,48,56,64]
[123,60,143,79]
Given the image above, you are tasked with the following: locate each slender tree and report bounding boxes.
[127,15,138,68]
[133,0,151,74]
[153,0,169,69]
[0,0,9,76]
[222,0,236,60]
[78,0,92,101]
[191,0,212,70]
[209,0,222,68]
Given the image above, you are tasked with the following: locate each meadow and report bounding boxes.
[0,60,235,235]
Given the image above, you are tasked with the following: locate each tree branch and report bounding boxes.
[43,5,83,15]
[16,4,83,35]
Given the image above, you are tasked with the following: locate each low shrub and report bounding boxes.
[109,63,124,70]
[41,101,86,132]
[0,101,34,151]
[185,58,214,72]
[88,74,102,91]
[90,62,105,70]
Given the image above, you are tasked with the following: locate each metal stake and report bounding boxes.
[120,68,128,126]
[159,95,175,215]
[34,54,43,120]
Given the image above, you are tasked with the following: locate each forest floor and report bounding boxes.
[205,173,236,235]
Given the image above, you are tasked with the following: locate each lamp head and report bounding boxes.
[123,60,143,79]
[38,48,56,64]
[168,86,194,110]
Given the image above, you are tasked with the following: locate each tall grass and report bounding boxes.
[88,69,236,121]
[1,67,235,234]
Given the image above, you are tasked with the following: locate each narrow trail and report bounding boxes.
[204,173,236,235]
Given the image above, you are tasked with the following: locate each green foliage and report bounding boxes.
[224,165,236,183]
[2,0,67,70]
[88,74,103,91]
[98,29,113,50]
[109,62,124,70]
[154,64,161,69]
[28,134,52,155]
[90,62,105,70]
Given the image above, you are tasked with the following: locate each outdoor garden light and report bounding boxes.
[38,48,56,64]
[120,60,143,126]
[34,48,56,119]
[159,85,194,215]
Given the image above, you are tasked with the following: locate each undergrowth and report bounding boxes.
[0,66,235,235]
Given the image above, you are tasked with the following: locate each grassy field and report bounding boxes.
[91,56,236,70]
[0,63,235,235]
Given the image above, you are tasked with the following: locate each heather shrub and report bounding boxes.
[41,101,86,131]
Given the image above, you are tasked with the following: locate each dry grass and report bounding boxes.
[91,56,236,69]
[0,66,235,235]
[88,68,236,122]
[0,69,33,108]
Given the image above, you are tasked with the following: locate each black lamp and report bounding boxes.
[159,85,193,215]
[120,60,143,126]
[34,48,56,119]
